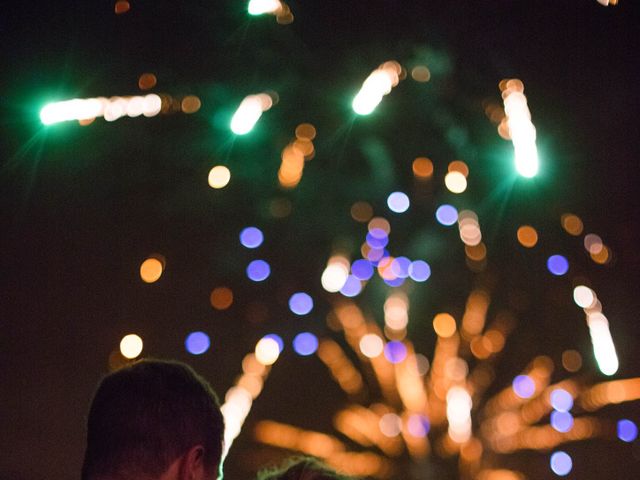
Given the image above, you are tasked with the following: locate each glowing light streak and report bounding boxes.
[500,79,539,177]
[317,339,365,397]
[230,93,273,134]
[586,312,618,375]
[352,61,401,115]
[40,94,162,125]
[580,377,640,411]
[248,0,282,15]
[446,386,472,443]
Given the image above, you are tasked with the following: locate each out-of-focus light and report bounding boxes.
[255,336,280,365]
[293,332,318,356]
[366,230,389,249]
[384,293,409,330]
[379,413,402,437]
[512,375,536,399]
[321,258,349,292]
[210,287,234,310]
[408,260,431,282]
[240,227,264,248]
[436,204,458,226]
[387,192,410,213]
[584,233,604,254]
[458,210,482,246]
[562,350,582,372]
[433,313,456,338]
[295,123,316,141]
[617,419,638,442]
[368,217,391,235]
[448,160,469,178]
[501,79,539,177]
[185,331,211,355]
[550,451,572,476]
[120,334,143,359]
[444,171,467,193]
[115,0,131,14]
[263,333,284,353]
[407,414,430,437]
[351,201,373,222]
[248,0,282,15]
[390,257,411,278]
[208,165,231,189]
[352,62,401,115]
[351,259,374,280]
[140,257,164,283]
[181,95,201,114]
[246,259,271,282]
[517,225,538,248]
[340,275,363,297]
[289,292,314,315]
[447,386,472,443]
[359,334,384,358]
[573,285,596,308]
[547,255,569,276]
[597,0,619,6]
[550,389,574,412]
[412,157,434,179]
[587,312,619,376]
[384,341,407,364]
[138,73,157,90]
[561,213,584,236]
[411,66,431,82]
[550,411,574,433]
[230,93,273,134]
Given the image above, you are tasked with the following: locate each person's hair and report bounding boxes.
[257,456,354,480]
[81,359,224,480]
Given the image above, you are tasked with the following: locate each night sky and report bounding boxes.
[2,1,640,480]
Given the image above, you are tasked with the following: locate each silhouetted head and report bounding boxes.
[82,359,224,480]
[257,456,355,480]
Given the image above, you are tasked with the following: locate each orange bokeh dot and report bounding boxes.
[140,257,164,283]
[561,213,584,236]
[115,0,130,14]
[138,73,157,90]
[295,123,316,141]
[412,157,434,179]
[433,313,457,338]
[351,201,373,223]
[448,160,469,178]
[517,225,538,248]
[210,287,234,310]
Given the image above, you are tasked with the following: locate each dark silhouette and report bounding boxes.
[82,359,225,480]
[257,456,355,480]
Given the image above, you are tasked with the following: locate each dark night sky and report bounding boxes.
[2,2,640,480]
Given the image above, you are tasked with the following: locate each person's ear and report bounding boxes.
[180,445,206,480]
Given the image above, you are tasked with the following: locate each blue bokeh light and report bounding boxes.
[617,419,638,443]
[239,226,264,248]
[391,256,411,278]
[368,227,388,239]
[384,341,407,364]
[366,231,389,249]
[387,192,410,213]
[550,451,572,476]
[435,204,458,226]
[512,375,536,398]
[409,260,431,282]
[293,332,319,356]
[246,259,271,281]
[351,259,374,281]
[340,275,363,297]
[407,414,431,437]
[547,255,569,276]
[185,331,210,355]
[264,333,284,353]
[550,389,574,412]
[289,292,314,315]
[550,411,574,433]
[384,276,405,287]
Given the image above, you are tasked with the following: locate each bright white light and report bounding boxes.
[40,94,162,125]
[321,261,349,293]
[255,337,280,365]
[352,63,400,115]
[446,386,472,443]
[502,83,539,177]
[120,334,143,359]
[359,334,384,358]
[248,0,282,15]
[573,285,596,309]
[231,95,269,135]
[586,312,619,376]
